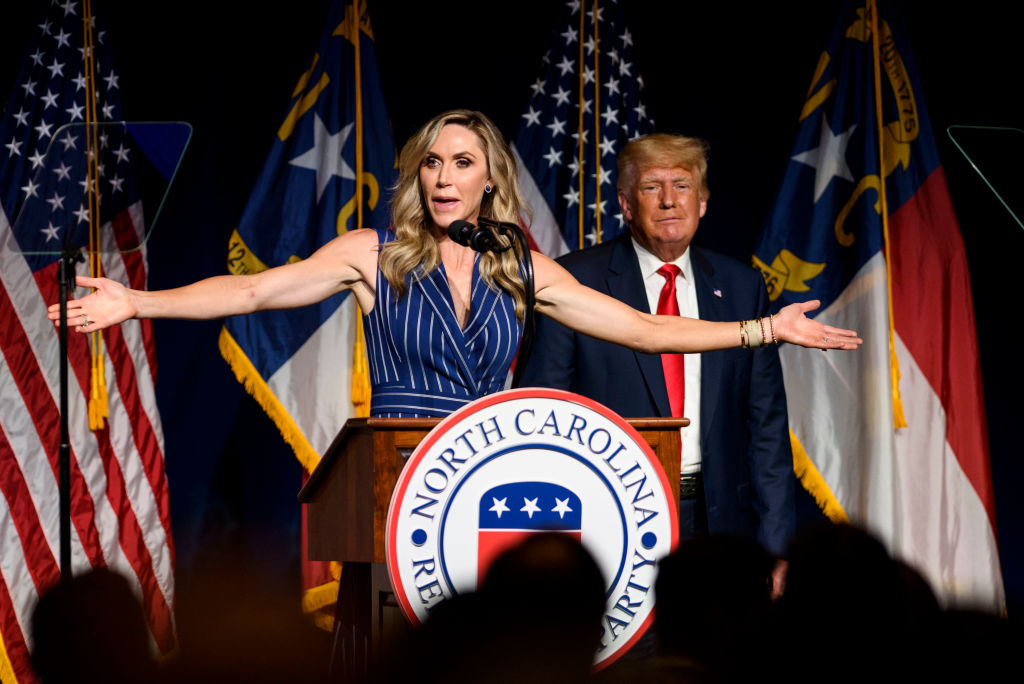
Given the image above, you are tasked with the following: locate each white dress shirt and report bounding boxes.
[631,238,702,474]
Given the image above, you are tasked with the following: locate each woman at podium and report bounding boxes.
[49,109,859,418]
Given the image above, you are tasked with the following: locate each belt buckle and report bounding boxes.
[679,473,701,500]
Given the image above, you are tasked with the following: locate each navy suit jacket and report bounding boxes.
[520,232,796,556]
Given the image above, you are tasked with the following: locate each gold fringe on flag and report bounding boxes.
[790,430,849,523]
[218,327,322,475]
[352,310,371,417]
[869,0,907,429]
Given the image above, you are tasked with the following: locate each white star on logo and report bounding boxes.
[791,114,857,202]
[288,114,355,202]
[489,497,510,519]
[521,497,540,518]
[552,497,573,518]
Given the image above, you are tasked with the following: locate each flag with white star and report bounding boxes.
[0,2,177,680]
[216,0,396,629]
[477,481,582,581]
[752,0,1002,610]
[512,0,653,257]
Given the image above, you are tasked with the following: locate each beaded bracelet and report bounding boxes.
[768,314,778,345]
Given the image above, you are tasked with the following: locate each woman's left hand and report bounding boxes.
[773,300,862,350]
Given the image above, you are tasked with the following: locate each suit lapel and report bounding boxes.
[607,235,672,417]
[691,248,724,443]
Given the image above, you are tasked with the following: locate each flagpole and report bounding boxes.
[592,0,602,244]
[869,0,907,428]
[576,5,585,249]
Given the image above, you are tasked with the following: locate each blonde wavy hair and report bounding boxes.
[379,109,529,319]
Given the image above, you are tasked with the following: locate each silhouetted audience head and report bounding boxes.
[774,520,937,682]
[642,534,774,682]
[376,532,606,684]
[31,567,160,684]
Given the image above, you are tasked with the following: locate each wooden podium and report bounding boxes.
[297,415,687,679]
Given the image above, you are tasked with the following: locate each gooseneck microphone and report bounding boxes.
[446,218,536,388]
[447,219,511,253]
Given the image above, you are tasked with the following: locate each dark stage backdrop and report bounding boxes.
[3,1,1021,615]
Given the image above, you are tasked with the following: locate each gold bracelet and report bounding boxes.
[739,320,749,349]
[768,314,778,345]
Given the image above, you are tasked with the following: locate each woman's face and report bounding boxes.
[419,124,493,233]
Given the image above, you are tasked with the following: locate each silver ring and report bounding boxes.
[824,335,830,343]
[82,313,92,328]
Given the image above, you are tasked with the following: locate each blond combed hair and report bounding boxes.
[379,109,529,319]
[617,133,711,200]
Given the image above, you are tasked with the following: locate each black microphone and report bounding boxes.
[447,220,508,253]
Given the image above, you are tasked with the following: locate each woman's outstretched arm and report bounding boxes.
[531,251,860,352]
[47,228,381,332]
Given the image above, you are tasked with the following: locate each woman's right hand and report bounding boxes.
[46,275,136,333]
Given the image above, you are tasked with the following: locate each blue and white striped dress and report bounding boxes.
[364,228,522,417]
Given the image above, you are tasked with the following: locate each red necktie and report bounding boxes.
[656,264,685,417]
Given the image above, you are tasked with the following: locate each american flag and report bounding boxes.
[1,2,176,680]
[512,0,653,257]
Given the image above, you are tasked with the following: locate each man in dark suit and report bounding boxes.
[521,133,795,567]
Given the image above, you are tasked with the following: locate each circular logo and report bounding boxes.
[386,388,678,669]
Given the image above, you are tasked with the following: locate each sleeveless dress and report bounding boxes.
[363,228,523,417]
